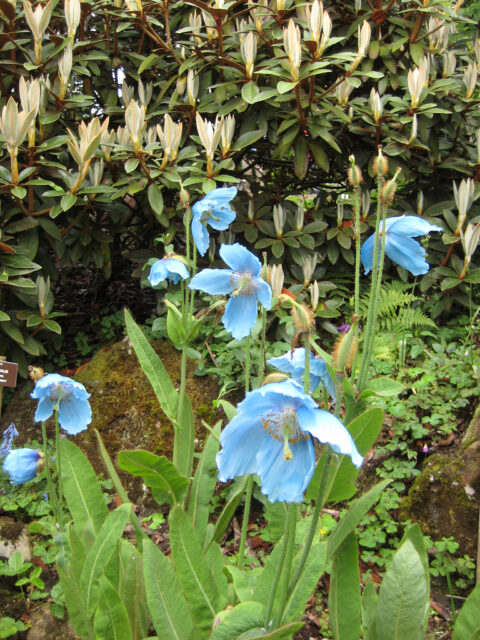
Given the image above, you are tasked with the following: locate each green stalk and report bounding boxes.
[238,334,253,567]
[41,422,62,527]
[288,449,333,593]
[273,503,297,626]
[353,185,362,317]
[304,340,310,395]
[357,181,385,391]
[54,411,64,521]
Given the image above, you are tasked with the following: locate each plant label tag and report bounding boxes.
[0,361,18,387]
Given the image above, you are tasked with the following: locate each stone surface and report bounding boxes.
[26,603,76,640]
[400,404,480,557]
[0,516,32,561]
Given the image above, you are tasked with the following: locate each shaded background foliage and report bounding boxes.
[0,0,479,375]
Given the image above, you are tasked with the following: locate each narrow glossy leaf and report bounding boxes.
[117,450,188,505]
[294,137,308,181]
[124,308,178,421]
[362,580,378,640]
[326,479,391,561]
[211,601,266,640]
[188,421,221,543]
[376,539,429,640]
[94,576,132,640]
[282,542,326,623]
[118,541,148,640]
[232,129,267,150]
[142,538,198,640]
[242,81,260,104]
[169,506,226,633]
[452,582,480,640]
[59,438,109,533]
[80,503,132,617]
[329,533,361,640]
[147,183,164,216]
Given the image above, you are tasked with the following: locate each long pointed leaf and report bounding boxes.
[94,576,132,640]
[329,532,361,640]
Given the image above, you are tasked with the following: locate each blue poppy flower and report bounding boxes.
[191,187,237,256]
[216,379,363,503]
[2,448,43,485]
[148,257,189,286]
[361,215,442,276]
[0,423,19,458]
[189,243,272,340]
[268,348,336,401]
[31,373,92,435]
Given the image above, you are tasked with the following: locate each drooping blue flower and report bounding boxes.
[2,448,43,485]
[191,187,237,256]
[31,373,92,435]
[0,423,19,458]
[361,215,442,276]
[148,257,189,286]
[216,379,362,503]
[268,348,336,401]
[189,243,272,340]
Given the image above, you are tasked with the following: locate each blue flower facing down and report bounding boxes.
[148,257,189,286]
[31,373,92,435]
[2,448,43,485]
[268,348,336,401]
[0,423,19,458]
[216,379,363,503]
[361,215,442,276]
[191,187,237,256]
[189,243,272,340]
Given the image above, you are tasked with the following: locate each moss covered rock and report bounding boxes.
[400,405,480,557]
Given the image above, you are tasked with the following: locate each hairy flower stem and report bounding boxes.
[54,411,64,520]
[357,180,385,391]
[304,338,310,395]
[41,421,62,527]
[353,186,361,317]
[238,334,253,567]
[272,503,297,627]
[174,343,193,481]
[287,449,334,596]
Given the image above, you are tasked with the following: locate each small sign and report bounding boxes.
[0,361,18,388]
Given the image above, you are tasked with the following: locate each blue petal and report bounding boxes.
[223,294,258,339]
[297,406,363,468]
[310,358,336,400]
[2,448,40,485]
[162,258,189,281]
[385,233,430,275]
[257,438,315,503]
[360,233,376,275]
[189,268,234,295]
[57,393,92,435]
[387,215,443,237]
[207,206,236,231]
[216,414,268,481]
[34,397,54,422]
[191,216,209,256]
[148,260,169,287]
[219,244,261,276]
[253,277,272,310]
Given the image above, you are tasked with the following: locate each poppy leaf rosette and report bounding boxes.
[31,373,92,435]
[189,243,272,340]
[268,348,336,401]
[361,215,443,276]
[2,448,43,485]
[191,187,237,256]
[216,379,363,503]
[148,256,189,286]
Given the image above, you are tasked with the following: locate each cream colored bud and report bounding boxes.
[0,97,36,154]
[125,0,142,14]
[369,88,382,123]
[121,81,134,107]
[88,159,104,186]
[157,113,183,163]
[453,178,474,233]
[202,10,216,41]
[336,79,353,105]
[408,113,418,145]
[187,69,199,107]
[318,10,331,57]
[66,117,109,166]
[58,45,73,99]
[309,280,319,310]
[442,51,456,78]
[296,204,304,231]
[125,100,145,151]
[283,19,301,82]
[19,76,40,147]
[302,253,318,286]
[358,20,371,57]
[138,79,153,107]
[189,11,202,44]
[362,190,371,218]
[65,0,81,37]
[116,126,130,146]
[100,129,115,161]
[196,113,223,161]
[23,0,53,63]
[461,223,480,263]
[247,200,255,221]
[249,0,268,34]
[145,126,156,146]
[220,114,235,155]
[267,263,284,297]
[241,31,257,79]
[408,67,425,108]
[417,190,424,215]
[307,0,323,45]
[39,75,50,113]
[463,63,478,100]
[176,75,186,96]
[273,204,286,237]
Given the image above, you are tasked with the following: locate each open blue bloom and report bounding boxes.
[191,187,237,256]
[31,373,92,435]
[361,215,442,276]
[2,448,43,485]
[216,379,362,503]
[0,423,18,458]
[268,348,336,401]
[148,257,189,286]
[189,243,272,340]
